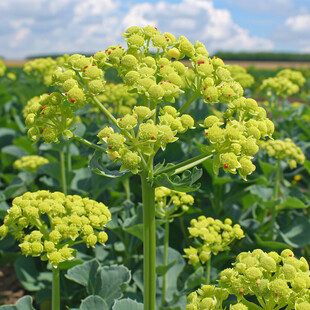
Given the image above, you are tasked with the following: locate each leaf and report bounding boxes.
[156,260,176,276]
[279,196,308,210]
[259,160,274,180]
[248,185,273,201]
[254,234,292,250]
[303,160,310,176]
[112,299,144,310]
[65,259,101,295]
[80,295,109,310]
[89,151,130,178]
[152,167,202,192]
[0,295,35,310]
[184,266,204,290]
[241,298,263,310]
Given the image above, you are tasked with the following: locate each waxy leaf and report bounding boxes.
[112,299,144,310]
[0,295,34,310]
[80,295,109,310]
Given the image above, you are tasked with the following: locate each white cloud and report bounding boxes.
[0,0,275,59]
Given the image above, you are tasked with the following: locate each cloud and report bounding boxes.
[0,0,275,59]
[272,12,310,51]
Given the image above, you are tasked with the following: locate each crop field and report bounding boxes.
[1,26,310,310]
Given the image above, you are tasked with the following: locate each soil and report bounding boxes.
[0,264,26,306]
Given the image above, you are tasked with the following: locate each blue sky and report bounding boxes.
[0,0,310,59]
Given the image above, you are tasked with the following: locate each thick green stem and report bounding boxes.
[270,159,280,238]
[72,134,106,152]
[52,267,60,310]
[154,153,213,177]
[59,151,67,195]
[205,258,211,285]
[141,172,156,310]
[123,177,131,201]
[179,92,200,114]
[161,218,170,307]
[66,141,72,172]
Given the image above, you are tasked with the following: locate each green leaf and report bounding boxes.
[156,260,176,276]
[254,234,292,250]
[65,259,101,295]
[303,160,310,176]
[184,266,204,290]
[279,196,308,210]
[112,299,144,310]
[259,160,274,180]
[80,295,109,310]
[0,295,35,310]
[89,151,130,178]
[241,298,263,310]
[152,167,202,192]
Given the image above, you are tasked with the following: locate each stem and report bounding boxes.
[72,134,106,152]
[66,141,72,172]
[59,151,67,195]
[161,218,170,307]
[123,177,131,201]
[141,172,156,310]
[205,257,211,285]
[154,153,213,177]
[179,92,200,114]
[270,159,280,238]
[52,267,60,310]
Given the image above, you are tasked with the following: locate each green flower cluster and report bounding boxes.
[203,106,274,180]
[23,93,76,143]
[227,65,255,89]
[24,56,68,86]
[219,249,310,309]
[260,69,305,98]
[0,191,111,267]
[0,58,6,76]
[184,217,244,265]
[155,186,194,218]
[186,249,310,310]
[97,105,195,173]
[13,155,49,172]
[260,138,305,169]
[97,83,138,115]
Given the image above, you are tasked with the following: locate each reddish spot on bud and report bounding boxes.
[197,61,205,66]
[41,106,46,110]
[41,129,44,133]
[168,81,171,83]
[165,36,167,38]
[107,136,110,138]
[215,57,218,59]
[203,87,206,90]
[256,282,259,285]
[161,65,164,68]
[167,138,170,141]
[220,86,223,88]
[120,118,123,121]
[105,49,108,52]
[119,46,122,48]
[84,66,88,68]
[166,39,169,42]
[92,207,95,209]
[239,290,243,295]
[207,97,210,100]
[83,69,85,72]
[65,93,67,96]
[206,132,208,135]
[160,82,163,84]
[135,116,138,119]
[41,112,44,115]
[113,48,116,50]
[154,27,158,30]
[108,51,111,54]
[92,64,95,66]
[108,146,112,149]
[275,292,278,296]
[209,62,211,64]
[151,136,155,140]
[71,98,76,103]
[224,164,228,168]
[228,94,231,97]
[289,255,292,257]
[92,54,95,57]
[48,93,50,95]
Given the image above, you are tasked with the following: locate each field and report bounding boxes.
[1,29,310,310]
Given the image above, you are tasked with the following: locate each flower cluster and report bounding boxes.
[227,65,255,89]
[23,93,76,143]
[202,103,274,180]
[186,249,310,310]
[0,58,6,76]
[260,138,305,169]
[184,217,244,265]
[97,105,195,174]
[155,186,194,218]
[24,56,68,86]
[260,69,305,98]
[0,191,111,267]
[13,155,49,172]
[219,249,310,309]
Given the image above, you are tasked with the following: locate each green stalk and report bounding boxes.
[52,267,60,310]
[66,141,72,172]
[270,159,280,238]
[72,134,106,152]
[179,92,199,114]
[123,177,131,201]
[161,218,170,307]
[205,258,211,285]
[141,172,156,310]
[59,151,67,195]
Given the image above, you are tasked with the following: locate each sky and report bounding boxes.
[0,0,310,59]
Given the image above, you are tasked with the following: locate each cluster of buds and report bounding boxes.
[202,100,274,180]
[227,65,255,89]
[24,56,68,86]
[97,105,195,174]
[184,217,244,265]
[219,249,310,309]
[97,83,138,115]
[0,58,6,76]
[13,155,49,172]
[23,93,76,143]
[0,190,111,267]
[260,69,305,98]
[259,138,305,169]
[155,186,194,218]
